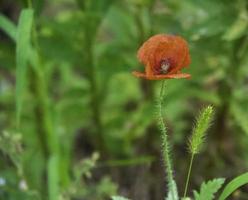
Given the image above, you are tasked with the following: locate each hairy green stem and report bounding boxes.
[157,80,177,199]
[183,154,194,198]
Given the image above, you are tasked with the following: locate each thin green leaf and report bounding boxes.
[222,10,248,41]
[231,102,248,135]
[16,9,34,126]
[0,14,17,41]
[218,172,248,200]
[48,155,59,200]
[194,178,225,200]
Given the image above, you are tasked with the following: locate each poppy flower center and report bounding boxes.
[161,61,170,73]
[158,58,175,74]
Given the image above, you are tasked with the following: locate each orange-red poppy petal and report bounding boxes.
[134,34,191,80]
[132,71,191,80]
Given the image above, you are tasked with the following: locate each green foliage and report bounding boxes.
[0,131,41,199]
[0,14,17,41]
[218,172,248,200]
[48,156,59,200]
[193,178,225,200]
[15,9,34,127]
[0,131,23,174]
[1,0,248,199]
[189,106,214,154]
[231,102,248,135]
[62,153,117,200]
[112,196,130,200]
[222,3,248,41]
[73,152,99,180]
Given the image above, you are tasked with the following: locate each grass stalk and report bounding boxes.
[183,154,194,198]
[184,105,214,198]
[84,28,107,157]
[26,1,60,199]
[30,65,59,199]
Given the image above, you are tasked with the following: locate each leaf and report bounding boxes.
[230,102,248,135]
[218,172,248,200]
[112,196,130,200]
[0,131,23,173]
[76,0,115,13]
[48,155,59,200]
[16,9,34,126]
[0,14,17,41]
[33,0,45,15]
[223,10,248,41]
[193,178,225,200]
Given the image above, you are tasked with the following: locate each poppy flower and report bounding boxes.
[132,34,191,80]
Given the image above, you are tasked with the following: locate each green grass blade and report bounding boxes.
[0,14,17,41]
[16,9,34,127]
[48,155,59,200]
[218,172,248,200]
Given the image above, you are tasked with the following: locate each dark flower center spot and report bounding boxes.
[160,59,171,74]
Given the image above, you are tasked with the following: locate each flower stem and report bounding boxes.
[183,154,194,198]
[157,80,177,199]
[158,81,173,182]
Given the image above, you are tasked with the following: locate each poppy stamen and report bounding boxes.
[160,59,171,74]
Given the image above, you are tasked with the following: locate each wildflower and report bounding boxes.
[133,34,191,80]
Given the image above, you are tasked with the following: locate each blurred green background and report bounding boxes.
[1,0,248,199]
